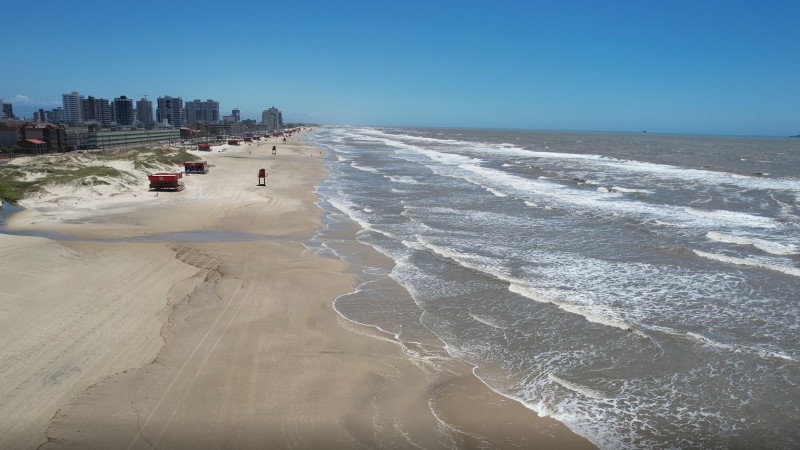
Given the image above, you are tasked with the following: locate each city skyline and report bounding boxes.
[14,91,282,129]
[1,0,798,136]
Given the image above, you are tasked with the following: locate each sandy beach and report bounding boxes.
[0,136,594,449]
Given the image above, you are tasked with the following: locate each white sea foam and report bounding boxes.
[483,185,508,197]
[548,374,607,400]
[508,283,637,333]
[347,127,800,194]
[706,231,798,255]
[350,162,382,174]
[468,313,509,330]
[386,175,419,184]
[611,186,654,194]
[693,250,800,277]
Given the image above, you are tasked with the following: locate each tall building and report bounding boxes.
[262,107,283,131]
[113,96,134,126]
[232,108,240,123]
[1,101,14,120]
[136,98,153,127]
[49,107,65,123]
[97,99,112,126]
[62,91,84,124]
[82,96,105,124]
[156,96,184,128]
[184,99,220,125]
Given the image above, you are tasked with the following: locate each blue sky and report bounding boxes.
[2,0,798,136]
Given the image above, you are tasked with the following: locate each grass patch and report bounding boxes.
[0,179,36,203]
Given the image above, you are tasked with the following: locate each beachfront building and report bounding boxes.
[113,96,134,127]
[82,97,113,127]
[184,99,220,125]
[86,128,180,149]
[262,107,283,131]
[0,123,68,153]
[157,96,184,128]
[136,97,153,127]
[62,91,84,124]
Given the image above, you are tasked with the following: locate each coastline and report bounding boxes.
[0,135,595,448]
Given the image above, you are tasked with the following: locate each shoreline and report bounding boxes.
[0,134,595,448]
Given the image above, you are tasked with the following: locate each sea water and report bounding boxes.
[304,127,800,449]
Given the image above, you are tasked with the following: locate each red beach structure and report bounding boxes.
[148,172,184,191]
[258,168,267,186]
[197,143,211,151]
[227,139,241,145]
[184,161,208,174]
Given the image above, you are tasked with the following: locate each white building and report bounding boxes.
[62,91,84,124]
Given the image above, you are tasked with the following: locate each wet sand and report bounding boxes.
[0,137,595,449]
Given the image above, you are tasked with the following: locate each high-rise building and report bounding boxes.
[1,101,14,120]
[97,99,112,126]
[83,96,100,123]
[136,98,153,127]
[157,96,184,128]
[184,99,220,125]
[262,107,283,131]
[232,108,240,123]
[51,107,65,123]
[113,96,134,126]
[62,91,84,124]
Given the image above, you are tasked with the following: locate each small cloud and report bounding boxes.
[6,94,60,107]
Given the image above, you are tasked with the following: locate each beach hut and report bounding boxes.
[227,139,240,145]
[184,161,208,174]
[148,172,184,191]
[243,137,252,142]
[197,143,211,151]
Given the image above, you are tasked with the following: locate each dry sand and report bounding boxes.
[0,136,595,449]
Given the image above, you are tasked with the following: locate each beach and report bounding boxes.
[0,136,593,449]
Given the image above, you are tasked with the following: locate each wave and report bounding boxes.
[706,231,798,255]
[693,250,800,277]
[458,162,781,230]
[340,127,800,194]
[548,374,608,400]
[508,283,641,334]
[468,313,509,330]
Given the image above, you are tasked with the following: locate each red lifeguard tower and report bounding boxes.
[148,172,184,191]
[184,161,208,174]
[258,168,267,186]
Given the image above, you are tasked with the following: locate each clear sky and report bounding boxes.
[2,0,798,136]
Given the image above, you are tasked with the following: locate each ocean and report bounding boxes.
[303,127,800,449]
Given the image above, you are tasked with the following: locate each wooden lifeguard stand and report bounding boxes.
[272,145,277,156]
[258,168,267,186]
